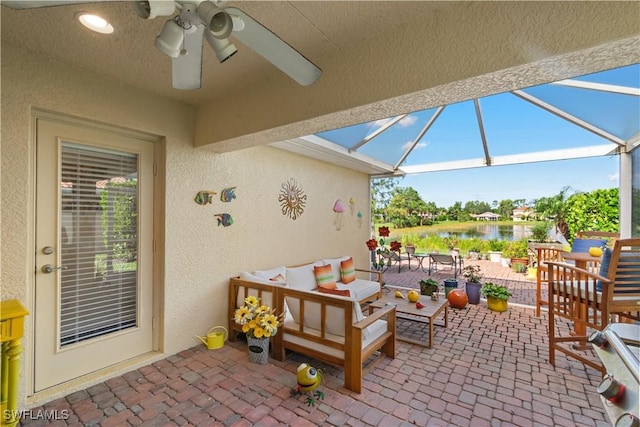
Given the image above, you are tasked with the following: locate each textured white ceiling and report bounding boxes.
[0,1,453,106]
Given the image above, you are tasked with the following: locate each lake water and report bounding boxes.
[424,224,532,241]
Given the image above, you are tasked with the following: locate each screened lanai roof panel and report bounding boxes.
[479,92,613,157]
[400,102,485,165]
[354,110,442,165]
[522,83,640,141]
[291,64,640,176]
[316,121,377,148]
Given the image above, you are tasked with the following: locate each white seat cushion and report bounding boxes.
[336,278,379,301]
[283,319,387,359]
[552,280,602,303]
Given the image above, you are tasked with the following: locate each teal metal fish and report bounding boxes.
[194,191,216,205]
[215,213,233,227]
[220,187,237,202]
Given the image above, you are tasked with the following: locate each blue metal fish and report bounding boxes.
[220,187,237,202]
[215,213,233,227]
[194,191,216,205]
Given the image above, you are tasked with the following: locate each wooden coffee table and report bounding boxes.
[368,294,448,348]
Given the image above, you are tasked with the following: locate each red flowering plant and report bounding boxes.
[366,226,402,270]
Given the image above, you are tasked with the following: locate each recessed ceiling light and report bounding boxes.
[76,12,114,34]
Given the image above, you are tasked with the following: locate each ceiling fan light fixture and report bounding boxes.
[133,0,176,20]
[76,12,114,34]
[155,18,184,58]
[205,31,237,63]
[197,2,233,39]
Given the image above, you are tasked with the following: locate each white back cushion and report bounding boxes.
[253,266,286,281]
[286,262,322,291]
[322,256,351,282]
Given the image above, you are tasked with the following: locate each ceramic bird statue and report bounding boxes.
[290,363,324,406]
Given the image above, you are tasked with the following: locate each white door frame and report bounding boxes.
[27,111,165,398]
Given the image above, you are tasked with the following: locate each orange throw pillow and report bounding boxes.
[340,257,356,284]
[318,287,351,297]
[314,264,337,289]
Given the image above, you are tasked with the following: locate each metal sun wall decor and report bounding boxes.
[278,178,306,220]
[194,187,236,227]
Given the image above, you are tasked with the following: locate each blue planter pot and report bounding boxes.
[465,282,482,304]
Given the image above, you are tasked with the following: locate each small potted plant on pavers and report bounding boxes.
[419,278,439,296]
[468,245,481,261]
[527,222,564,251]
[481,282,512,312]
[503,238,529,271]
[461,265,483,305]
[487,239,505,263]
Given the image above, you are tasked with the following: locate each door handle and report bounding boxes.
[41,264,68,274]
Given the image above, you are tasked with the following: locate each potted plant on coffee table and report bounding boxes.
[419,278,439,296]
[462,265,483,305]
[480,282,512,312]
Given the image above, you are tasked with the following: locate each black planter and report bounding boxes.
[443,279,458,297]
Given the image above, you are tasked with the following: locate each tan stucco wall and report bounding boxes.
[1,43,371,404]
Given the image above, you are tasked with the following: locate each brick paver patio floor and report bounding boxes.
[22,260,610,426]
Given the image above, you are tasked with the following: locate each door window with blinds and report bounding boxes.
[60,143,139,346]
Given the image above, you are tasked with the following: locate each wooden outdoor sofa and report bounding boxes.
[228,258,396,393]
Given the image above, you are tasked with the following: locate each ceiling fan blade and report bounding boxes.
[2,0,111,9]
[172,25,204,90]
[225,7,322,86]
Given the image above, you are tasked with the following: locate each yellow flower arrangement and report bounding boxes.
[234,296,281,339]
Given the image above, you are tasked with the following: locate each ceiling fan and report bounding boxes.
[3,0,323,90]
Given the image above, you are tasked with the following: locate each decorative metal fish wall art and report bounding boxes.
[215,213,233,227]
[194,191,217,205]
[220,187,237,202]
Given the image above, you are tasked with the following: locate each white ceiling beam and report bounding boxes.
[398,144,615,174]
[393,107,445,170]
[350,115,407,152]
[474,99,491,166]
[552,79,640,96]
[273,135,396,174]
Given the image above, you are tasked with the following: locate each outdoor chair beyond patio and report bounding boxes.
[547,238,640,373]
[379,250,410,273]
[428,253,463,278]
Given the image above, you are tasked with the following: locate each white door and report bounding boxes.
[34,118,155,392]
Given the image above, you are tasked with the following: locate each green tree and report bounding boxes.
[100,180,138,262]
[371,177,401,222]
[386,187,428,228]
[564,188,619,239]
[497,199,516,219]
[463,200,491,215]
[447,201,463,221]
[534,186,573,241]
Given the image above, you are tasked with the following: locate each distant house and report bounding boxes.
[471,212,500,221]
[513,207,534,221]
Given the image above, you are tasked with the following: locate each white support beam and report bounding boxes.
[552,79,640,96]
[399,144,615,174]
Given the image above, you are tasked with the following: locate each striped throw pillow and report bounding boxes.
[340,257,356,284]
[314,264,337,289]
